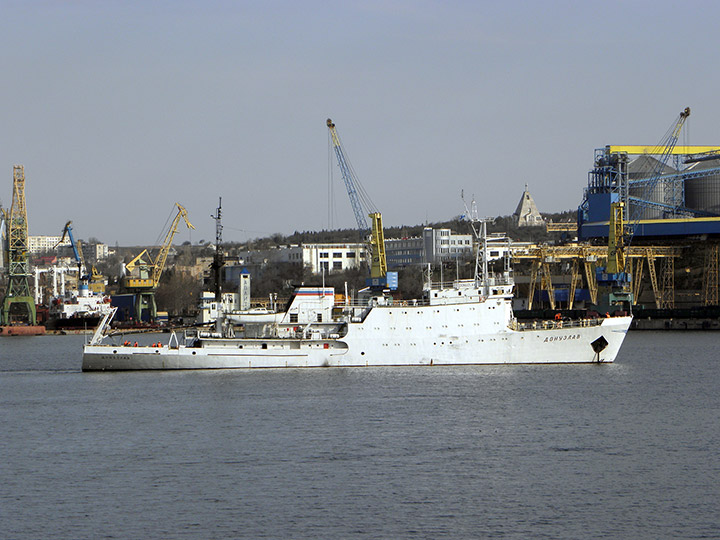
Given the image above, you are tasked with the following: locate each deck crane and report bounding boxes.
[121,203,194,322]
[326,118,396,290]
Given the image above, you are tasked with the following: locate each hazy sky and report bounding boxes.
[1,1,718,246]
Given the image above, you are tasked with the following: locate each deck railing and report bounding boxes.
[509,318,604,331]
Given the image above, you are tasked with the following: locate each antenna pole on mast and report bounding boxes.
[211,197,224,303]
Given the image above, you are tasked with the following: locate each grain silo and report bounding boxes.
[684,159,720,215]
[628,155,677,220]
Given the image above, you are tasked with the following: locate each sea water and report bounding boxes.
[1,332,719,539]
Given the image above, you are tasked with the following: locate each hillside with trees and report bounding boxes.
[234,209,578,251]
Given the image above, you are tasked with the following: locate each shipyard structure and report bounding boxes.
[579,145,720,239]
[578,108,720,240]
[569,107,720,318]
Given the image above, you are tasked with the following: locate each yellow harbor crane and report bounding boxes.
[121,203,194,322]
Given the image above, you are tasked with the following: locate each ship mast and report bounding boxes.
[211,197,224,303]
[480,219,489,296]
[461,192,491,295]
[210,197,225,333]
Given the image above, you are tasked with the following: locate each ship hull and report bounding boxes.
[82,316,632,371]
[0,325,46,336]
[46,316,102,331]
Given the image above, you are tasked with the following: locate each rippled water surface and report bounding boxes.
[1,332,719,539]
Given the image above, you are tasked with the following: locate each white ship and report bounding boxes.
[82,276,631,371]
[82,201,632,371]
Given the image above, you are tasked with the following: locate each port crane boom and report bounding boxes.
[627,107,691,223]
[56,221,86,280]
[327,118,395,288]
[124,204,194,290]
[121,203,194,322]
[152,203,194,286]
[327,118,373,233]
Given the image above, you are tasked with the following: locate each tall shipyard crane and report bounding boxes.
[1,166,39,328]
[326,118,395,290]
[121,203,194,322]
